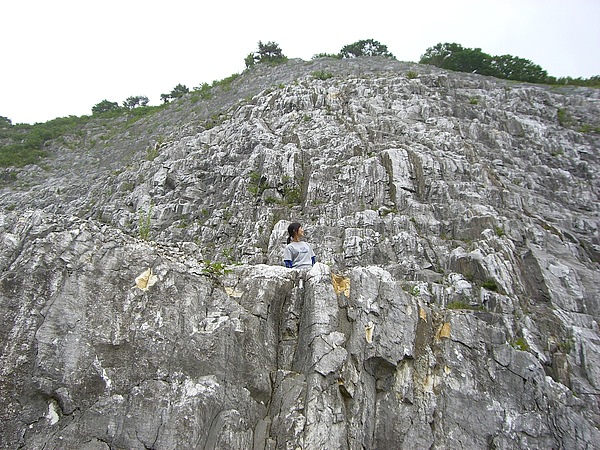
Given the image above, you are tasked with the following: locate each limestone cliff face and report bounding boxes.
[1,58,599,449]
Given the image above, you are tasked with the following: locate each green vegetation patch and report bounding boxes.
[202,260,232,277]
[511,337,530,352]
[420,42,599,87]
[447,300,482,310]
[481,280,499,291]
[138,203,153,240]
[248,171,269,196]
[312,70,334,80]
[212,73,240,91]
[0,115,90,167]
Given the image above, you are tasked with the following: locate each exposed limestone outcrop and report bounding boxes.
[1,57,599,449]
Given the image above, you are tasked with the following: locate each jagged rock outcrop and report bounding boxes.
[1,58,599,449]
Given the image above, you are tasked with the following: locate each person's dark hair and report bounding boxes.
[287,222,302,244]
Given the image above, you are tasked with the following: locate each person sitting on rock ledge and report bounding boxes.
[283,222,316,269]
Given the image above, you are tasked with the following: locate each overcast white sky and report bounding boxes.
[2,0,599,124]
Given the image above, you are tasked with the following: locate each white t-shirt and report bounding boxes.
[283,241,315,269]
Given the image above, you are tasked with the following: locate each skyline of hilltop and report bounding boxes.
[2,0,599,124]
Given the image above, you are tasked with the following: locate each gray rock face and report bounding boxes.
[1,58,599,449]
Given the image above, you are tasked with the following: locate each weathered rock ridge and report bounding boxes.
[1,58,599,449]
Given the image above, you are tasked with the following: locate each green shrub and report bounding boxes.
[557,108,574,127]
[126,105,165,122]
[0,115,90,167]
[212,73,240,91]
[406,71,419,79]
[420,42,548,83]
[203,112,230,130]
[123,96,149,109]
[481,280,498,291]
[202,260,232,276]
[312,70,334,80]
[146,146,159,161]
[339,39,395,59]
[557,338,574,354]
[511,337,529,352]
[547,75,600,88]
[248,171,269,196]
[447,300,471,309]
[0,144,47,167]
[138,203,153,240]
[92,100,120,114]
[119,182,134,192]
[196,83,212,100]
[447,300,483,310]
[578,123,600,133]
[283,185,303,205]
[246,41,287,68]
[312,53,342,60]
[1,103,166,168]
[221,248,239,265]
[176,218,189,228]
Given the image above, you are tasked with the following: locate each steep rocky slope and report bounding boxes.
[1,57,599,449]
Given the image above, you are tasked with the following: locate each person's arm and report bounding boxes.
[283,245,293,268]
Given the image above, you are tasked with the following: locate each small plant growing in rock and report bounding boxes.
[312,52,342,59]
[447,300,470,309]
[248,171,270,196]
[313,70,334,80]
[138,203,153,240]
[481,280,498,291]
[204,112,230,130]
[212,74,240,92]
[511,337,530,352]
[469,97,479,105]
[146,146,159,161]
[221,248,240,265]
[194,83,212,100]
[175,217,190,228]
[447,300,482,310]
[202,260,232,277]
[578,123,600,133]
[557,108,575,127]
[406,71,419,79]
[283,185,303,205]
[557,338,574,354]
